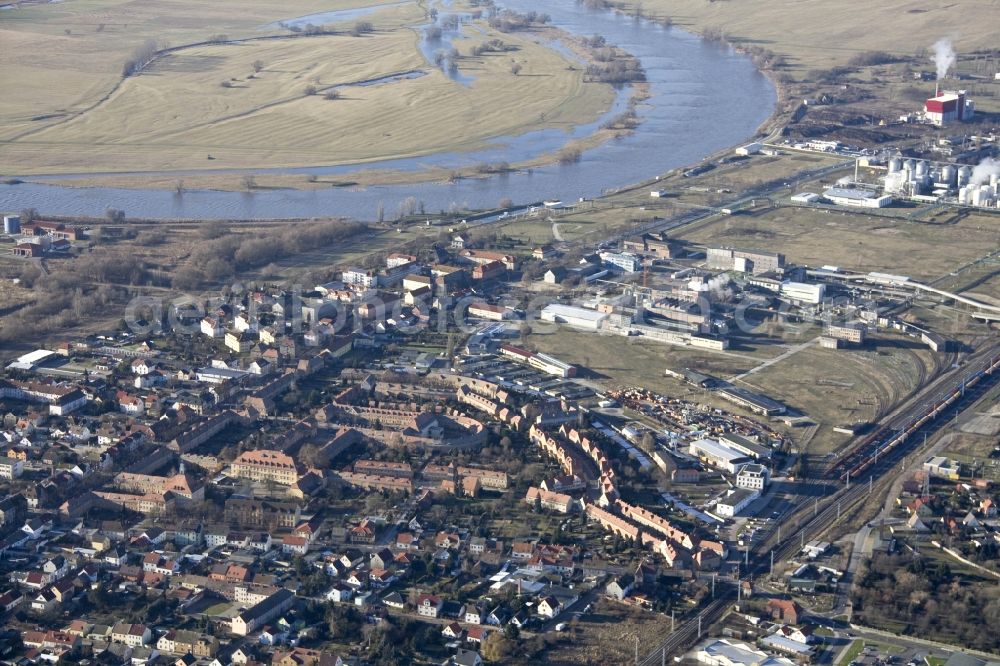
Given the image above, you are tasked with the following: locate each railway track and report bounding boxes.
[638,345,1000,665]
[826,342,1000,481]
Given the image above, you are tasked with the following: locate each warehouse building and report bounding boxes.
[540,304,608,332]
[715,488,759,518]
[690,438,751,474]
[717,386,786,416]
[822,187,892,208]
[719,433,772,460]
[528,352,577,379]
[696,639,795,666]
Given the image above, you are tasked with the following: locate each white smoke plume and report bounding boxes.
[689,274,730,294]
[932,38,956,80]
[970,157,1000,186]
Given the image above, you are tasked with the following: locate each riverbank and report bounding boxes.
[26,79,650,193]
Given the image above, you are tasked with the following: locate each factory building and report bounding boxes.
[599,251,642,273]
[706,247,785,275]
[824,322,866,345]
[923,90,974,126]
[780,281,824,305]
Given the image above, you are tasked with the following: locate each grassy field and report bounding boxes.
[617,0,998,76]
[527,322,945,456]
[528,327,758,394]
[680,207,1000,282]
[545,599,676,666]
[0,0,363,138]
[0,0,614,176]
[741,337,941,454]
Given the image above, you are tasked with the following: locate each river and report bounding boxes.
[0,0,775,220]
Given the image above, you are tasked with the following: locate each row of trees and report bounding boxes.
[170,220,366,289]
[488,10,550,33]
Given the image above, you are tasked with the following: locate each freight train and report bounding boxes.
[828,356,1000,482]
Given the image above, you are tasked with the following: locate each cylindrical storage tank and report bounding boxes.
[2,215,19,235]
[991,173,999,189]
[903,159,916,173]
[888,158,902,174]
[958,166,973,188]
[942,165,957,186]
[972,188,989,207]
[915,160,929,177]
[958,186,970,205]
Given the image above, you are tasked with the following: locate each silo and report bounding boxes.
[958,166,973,188]
[915,160,929,177]
[903,159,916,173]
[2,215,19,235]
[888,157,902,174]
[958,186,970,205]
[941,164,957,186]
[972,187,990,208]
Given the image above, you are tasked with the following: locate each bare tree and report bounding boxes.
[304,84,318,96]
[122,39,160,77]
[397,196,419,219]
[242,174,256,191]
[252,59,264,73]
[510,62,522,75]
[351,21,374,37]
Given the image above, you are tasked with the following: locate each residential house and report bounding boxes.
[416,594,443,618]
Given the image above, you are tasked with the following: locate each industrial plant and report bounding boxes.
[882,156,1000,209]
